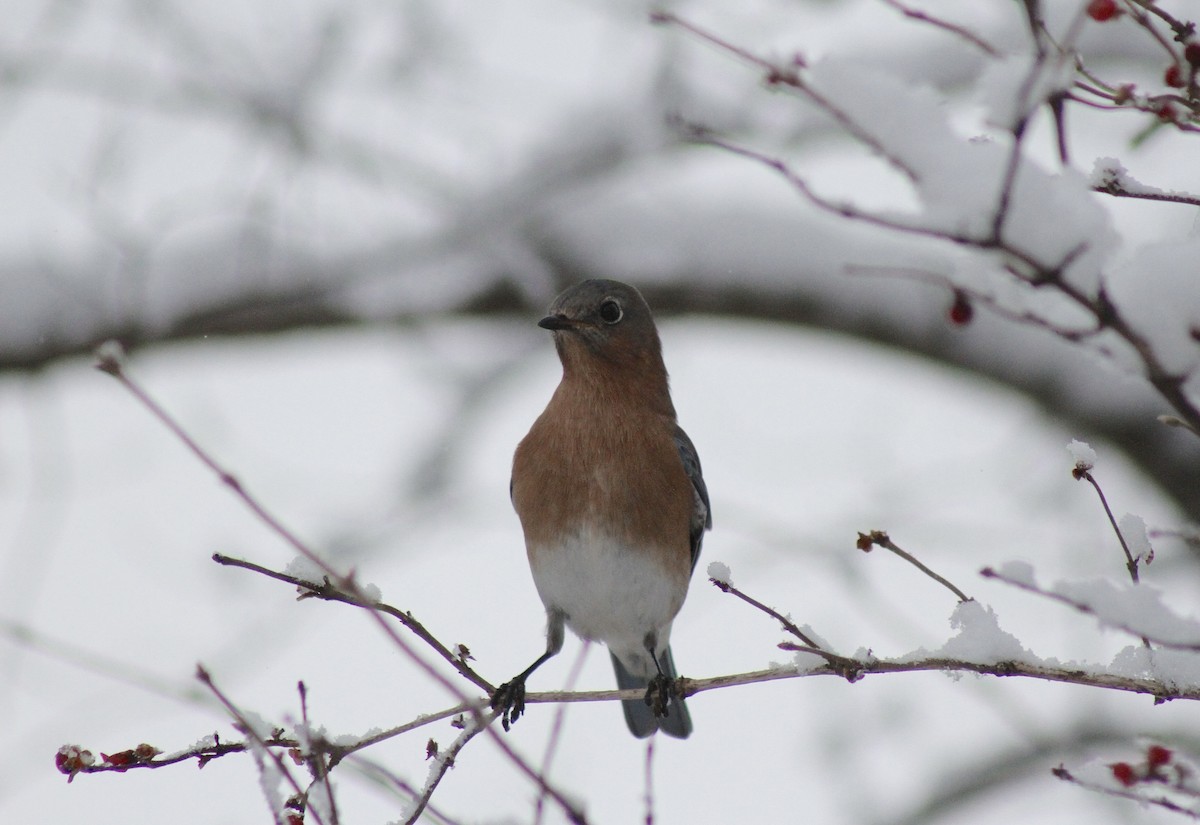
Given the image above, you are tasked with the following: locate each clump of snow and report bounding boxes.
[993,560,1036,586]
[1089,156,1129,190]
[1054,578,1200,647]
[938,600,1032,663]
[803,56,1114,294]
[1118,514,1153,563]
[332,728,379,747]
[1066,439,1096,470]
[1090,157,1197,201]
[1110,645,1200,690]
[789,650,828,673]
[284,555,326,583]
[707,561,733,586]
[238,710,279,741]
[899,601,1034,665]
[1104,238,1200,375]
[93,339,127,374]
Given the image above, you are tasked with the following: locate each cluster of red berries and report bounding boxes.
[1087,0,1199,102]
[1110,744,1176,787]
[1165,44,1200,90]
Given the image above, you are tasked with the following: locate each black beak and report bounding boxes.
[538,314,574,331]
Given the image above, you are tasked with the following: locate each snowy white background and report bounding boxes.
[3,0,1200,823]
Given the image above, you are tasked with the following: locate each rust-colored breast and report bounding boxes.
[511,379,693,574]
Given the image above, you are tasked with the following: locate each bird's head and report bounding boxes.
[538,279,664,371]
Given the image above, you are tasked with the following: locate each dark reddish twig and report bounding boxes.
[856,531,972,602]
[211,553,492,691]
[643,738,657,825]
[708,577,826,648]
[1072,469,1140,583]
[877,0,1000,56]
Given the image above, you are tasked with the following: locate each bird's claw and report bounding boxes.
[643,673,673,718]
[490,679,527,731]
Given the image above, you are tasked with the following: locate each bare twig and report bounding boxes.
[708,577,826,648]
[1093,184,1200,206]
[877,0,1000,56]
[643,738,657,825]
[344,756,463,825]
[402,711,494,825]
[533,643,591,825]
[197,666,321,825]
[653,12,920,181]
[211,553,493,691]
[1073,469,1140,583]
[298,682,339,825]
[856,531,972,602]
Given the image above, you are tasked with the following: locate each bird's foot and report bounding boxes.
[490,679,527,731]
[643,673,673,718]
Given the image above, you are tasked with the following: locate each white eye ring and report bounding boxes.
[599,299,623,324]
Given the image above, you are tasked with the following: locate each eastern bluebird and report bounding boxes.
[491,279,711,739]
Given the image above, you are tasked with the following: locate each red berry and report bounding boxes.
[1165,64,1186,88]
[1147,745,1173,768]
[1111,762,1137,786]
[948,292,974,326]
[1087,0,1121,22]
[1187,43,1200,67]
[1156,102,1178,122]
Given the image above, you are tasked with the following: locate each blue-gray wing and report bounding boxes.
[674,425,711,574]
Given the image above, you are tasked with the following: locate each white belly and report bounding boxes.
[528,527,685,677]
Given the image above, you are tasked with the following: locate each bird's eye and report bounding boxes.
[599,299,623,325]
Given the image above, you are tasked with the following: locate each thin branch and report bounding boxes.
[653,12,920,182]
[1091,182,1200,207]
[70,653,1200,784]
[1053,764,1200,819]
[1074,469,1140,583]
[643,738,657,825]
[708,577,826,648]
[856,531,972,602]
[197,666,321,825]
[402,712,493,825]
[68,735,296,776]
[298,682,339,825]
[1122,0,1188,62]
[344,756,463,825]
[534,643,591,825]
[211,553,493,691]
[877,0,1000,56]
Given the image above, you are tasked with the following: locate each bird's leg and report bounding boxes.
[491,608,565,730]
[641,633,672,719]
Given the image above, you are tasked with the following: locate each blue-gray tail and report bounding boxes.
[610,646,692,739]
